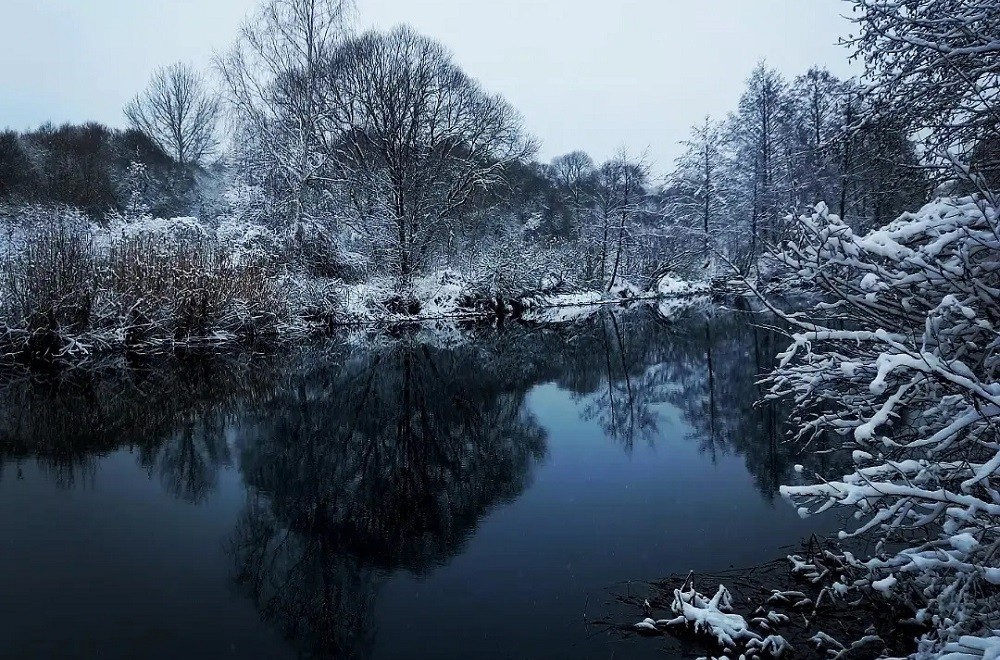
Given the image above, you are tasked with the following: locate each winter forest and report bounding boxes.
[1,0,1000,658]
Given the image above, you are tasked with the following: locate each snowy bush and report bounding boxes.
[768,198,1000,658]
[99,232,282,341]
[657,273,711,297]
[0,206,291,358]
[291,219,370,281]
[216,219,282,267]
[0,206,96,334]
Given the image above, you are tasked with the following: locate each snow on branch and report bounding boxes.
[769,196,1000,658]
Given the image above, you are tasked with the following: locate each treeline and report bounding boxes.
[0,63,933,292]
[0,123,212,219]
[1,0,982,363]
[0,0,937,290]
[663,64,930,272]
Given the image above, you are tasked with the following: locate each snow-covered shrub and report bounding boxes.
[412,269,478,316]
[769,198,1000,658]
[99,231,282,341]
[291,219,370,281]
[222,182,271,227]
[216,219,282,267]
[461,228,577,297]
[106,213,210,243]
[609,279,643,299]
[656,273,710,297]
[279,275,343,325]
[0,206,96,335]
[0,206,291,358]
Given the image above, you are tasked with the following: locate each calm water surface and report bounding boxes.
[0,305,837,659]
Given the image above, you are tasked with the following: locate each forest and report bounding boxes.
[0,0,937,360]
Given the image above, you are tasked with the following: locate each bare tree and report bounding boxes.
[321,26,536,277]
[551,151,596,211]
[847,0,1000,194]
[124,62,220,166]
[666,116,728,269]
[586,150,648,290]
[216,0,354,232]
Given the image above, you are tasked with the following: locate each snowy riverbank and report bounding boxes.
[0,208,725,365]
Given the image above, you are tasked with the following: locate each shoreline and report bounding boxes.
[0,286,726,368]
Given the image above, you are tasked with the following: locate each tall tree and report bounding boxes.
[666,116,728,268]
[124,62,220,166]
[729,62,792,269]
[589,151,649,290]
[217,0,355,232]
[321,25,535,277]
[789,67,843,207]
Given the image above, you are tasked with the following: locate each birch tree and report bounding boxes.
[216,0,354,233]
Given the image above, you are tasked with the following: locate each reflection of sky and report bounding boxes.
[372,383,834,660]
[0,365,836,660]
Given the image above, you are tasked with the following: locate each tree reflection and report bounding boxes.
[0,304,845,657]
[228,340,547,657]
[0,352,266,491]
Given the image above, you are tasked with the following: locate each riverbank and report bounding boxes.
[0,264,723,367]
[0,208,728,366]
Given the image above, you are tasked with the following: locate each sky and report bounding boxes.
[1,0,860,174]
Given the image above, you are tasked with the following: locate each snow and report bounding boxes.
[412,269,475,317]
[609,279,643,299]
[669,584,757,650]
[949,533,979,554]
[939,636,1000,660]
[657,274,711,296]
[871,575,896,592]
[771,196,1000,659]
[634,583,790,657]
[860,273,881,291]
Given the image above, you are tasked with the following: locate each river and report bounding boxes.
[0,302,838,659]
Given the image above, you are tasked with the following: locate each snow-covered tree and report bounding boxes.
[729,63,794,267]
[769,197,1000,658]
[580,150,649,289]
[788,67,843,209]
[664,116,731,271]
[216,0,354,232]
[320,25,536,277]
[847,0,1000,194]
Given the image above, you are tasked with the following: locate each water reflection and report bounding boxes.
[230,341,548,657]
[0,304,839,659]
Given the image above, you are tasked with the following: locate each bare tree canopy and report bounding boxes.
[124,62,220,166]
[322,25,537,276]
[848,0,1000,188]
[216,0,355,227]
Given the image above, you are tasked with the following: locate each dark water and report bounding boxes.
[0,304,838,659]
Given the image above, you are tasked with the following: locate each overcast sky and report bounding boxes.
[1,0,860,173]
